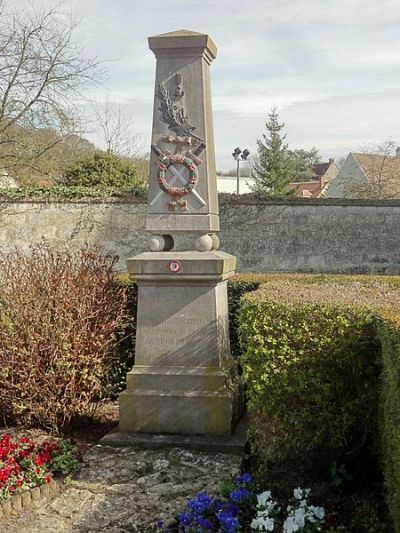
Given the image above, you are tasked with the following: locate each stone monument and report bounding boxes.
[119,30,240,436]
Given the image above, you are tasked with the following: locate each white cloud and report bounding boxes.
[7,0,400,169]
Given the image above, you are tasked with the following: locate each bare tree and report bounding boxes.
[91,97,144,159]
[0,1,102,178]
[348,139,400,199]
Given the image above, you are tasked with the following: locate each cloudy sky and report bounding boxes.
[12,0,400,169]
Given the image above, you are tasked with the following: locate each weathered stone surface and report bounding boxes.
[146,30,219,235]
[121,251,239,435]
[0,445,240,532]
[0,198,399,273]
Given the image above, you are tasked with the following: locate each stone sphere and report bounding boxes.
[149,235,165,252]
[195,234,213,252]
[210,234,220,250]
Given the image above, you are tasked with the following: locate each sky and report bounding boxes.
[11,0,400,170]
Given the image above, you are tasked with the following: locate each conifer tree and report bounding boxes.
[251,108,296,197]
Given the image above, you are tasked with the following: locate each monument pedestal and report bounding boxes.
[119,251,241,435]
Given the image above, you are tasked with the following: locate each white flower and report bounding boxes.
[267,500,278,513]
[257,491,272,506]
[251,514,274,531]
[294,508,306,528]
[283,516,299,533]
[309,505,325,520]
[293,488,303,500]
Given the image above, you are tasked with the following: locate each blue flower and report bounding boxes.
[214,499,223,512]
[196,516,213,530]
[226,502,240,516]
[178,512,192,527]
[234,472,253,485]
[229,487,250,503]
[155,519,164,530]
[218,509,240,533]
[187,492,214,514]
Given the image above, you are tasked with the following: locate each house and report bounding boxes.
[323,150,400,199]
[289,158,338,198]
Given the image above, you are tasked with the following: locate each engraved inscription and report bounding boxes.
[140,317,210,349]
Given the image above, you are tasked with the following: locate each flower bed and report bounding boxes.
[0,435,77,503]
[157,474,327,533]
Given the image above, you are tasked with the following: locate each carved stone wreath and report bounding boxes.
[157,154,198,197]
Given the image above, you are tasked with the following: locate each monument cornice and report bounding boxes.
[148,29,217,64]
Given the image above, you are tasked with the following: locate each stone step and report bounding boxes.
[119,388,234,435]
[126,365,226,391]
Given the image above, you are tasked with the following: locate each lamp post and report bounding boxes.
[232,147,250,195]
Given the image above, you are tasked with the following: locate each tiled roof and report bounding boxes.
[290,160,335,198]
[313,162,330,178]
[352,153,400,197]
[289,181,323,198]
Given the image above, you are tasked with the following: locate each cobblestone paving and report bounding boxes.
[0,445,241,533]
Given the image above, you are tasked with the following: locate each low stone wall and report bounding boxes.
[0,480,61,520]
[0,197,399,274]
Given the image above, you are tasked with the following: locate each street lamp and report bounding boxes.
[232,147,250,195]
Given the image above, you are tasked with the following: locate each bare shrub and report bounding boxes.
[0,244,127,434]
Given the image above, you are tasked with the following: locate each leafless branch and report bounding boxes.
[0,1,103,178]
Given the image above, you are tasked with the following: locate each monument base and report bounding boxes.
[120,251,241,436]
[101,414,248,454]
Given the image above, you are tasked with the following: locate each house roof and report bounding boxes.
[313,162,330,178]
[288,180,323,198]
[290,160,337,198]
[352,152,400,198]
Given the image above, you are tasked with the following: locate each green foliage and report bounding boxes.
[237,277,400,530]
[0,184,146,200]
[379,318,400,532]
[62,150,144,188]
[289,147,321,182]
[239,281,385,472]
[251,107,296,197]
[50,440,79,480]
[329,461,352,492]
[326,493,388,532]
[227,280,261,357]
[106,278,138,396]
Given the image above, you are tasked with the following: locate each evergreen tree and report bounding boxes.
[289,147,321,182]
[251,108,296,197]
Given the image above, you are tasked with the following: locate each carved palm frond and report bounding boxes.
[157,82,196,136]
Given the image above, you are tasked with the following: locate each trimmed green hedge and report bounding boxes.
[379,317,400,530]
[239,282,382,467]
[238,278,400,530]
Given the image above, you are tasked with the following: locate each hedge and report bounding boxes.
[237,278,400,530]
[0,185,146,201]
[379,316,400,530]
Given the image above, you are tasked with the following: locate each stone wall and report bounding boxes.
[0,197,399,274]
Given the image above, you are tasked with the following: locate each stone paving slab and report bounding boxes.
[0,445,241,532]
